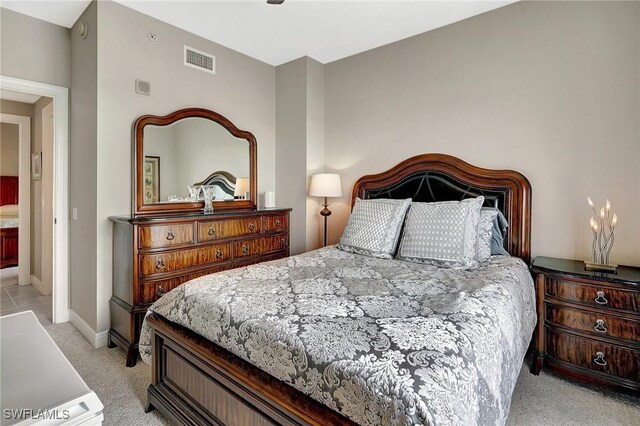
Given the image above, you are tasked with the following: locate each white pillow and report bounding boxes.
[337,198,412,259]
[397,196,484,269]
[0,204,19,218]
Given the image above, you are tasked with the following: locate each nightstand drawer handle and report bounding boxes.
[208,226,215,236]
[593,351,607,366]
[594,291,608,305]
[216,249,223,259]
[281,238,287,248]
[166,231,175,241]
[248,222,256,231]
[242,244,249,254]
[156,259,165,269]
[157,284,165,297]
[594,319,607,333]
[275,219,282,227]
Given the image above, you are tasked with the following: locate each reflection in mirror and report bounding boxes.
[143,117,250,204]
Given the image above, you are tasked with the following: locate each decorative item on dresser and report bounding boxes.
[109,107,291,366]
[530,256,640,393]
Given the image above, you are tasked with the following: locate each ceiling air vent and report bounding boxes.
[184,46,216,74]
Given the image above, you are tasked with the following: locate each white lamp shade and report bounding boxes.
[234,177,250,197]
[309,173,342,197]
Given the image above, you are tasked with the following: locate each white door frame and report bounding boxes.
[1,75,69,323]
[0,113,30,286]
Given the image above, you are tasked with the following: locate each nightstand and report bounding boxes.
[530,256,640,393]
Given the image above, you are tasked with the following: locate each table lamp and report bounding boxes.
[234,177,250,200]
[309,173,342,246]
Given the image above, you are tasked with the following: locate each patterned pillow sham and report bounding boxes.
[397,196,484,268]
[336,198,412,259]
[477,208,499,262]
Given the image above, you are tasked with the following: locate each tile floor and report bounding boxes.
[0,268,52,325]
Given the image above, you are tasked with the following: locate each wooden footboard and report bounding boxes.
[145,313,356,426]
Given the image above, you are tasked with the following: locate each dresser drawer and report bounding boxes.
[234,235,288,258]
[140,244,230,277]
[545,277,640,313]
[545,329,639,382]
[139,223,194,249]
[262,215,288,233]
[139,265,231,304]
[197,218,261,242]
[546,304,640,343]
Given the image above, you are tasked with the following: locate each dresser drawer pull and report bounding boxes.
[242,244,249,254]
[216,249,223,259]
[594,291,608,305]
[208,227,215,236]
[593,319,607,334]
[275,219,282,227]
[593,351,607,366]
[155,259,165,269]
[248,222,256,231]
[157,285,166,297]
[281,238,287,248]
[166,231,175,241]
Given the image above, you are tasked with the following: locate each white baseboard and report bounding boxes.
[30,275,45,294]
[69,310,108,348]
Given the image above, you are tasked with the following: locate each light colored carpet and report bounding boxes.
[45,322,638,425]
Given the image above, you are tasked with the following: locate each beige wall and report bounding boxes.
[324,0,640,265]
[70,1,98,329]
[30,96,53,287]
[0,8,71,87]
[93,0,276,332]
[0,123,19,176]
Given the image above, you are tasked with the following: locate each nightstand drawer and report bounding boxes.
[545,277,640,313]
[546,304,640,343]
[546,330,640,382]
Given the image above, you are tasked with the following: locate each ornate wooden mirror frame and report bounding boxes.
[133,108,257,216]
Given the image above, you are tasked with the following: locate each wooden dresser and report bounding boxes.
[530,256,639,393]
[109,208,291,366]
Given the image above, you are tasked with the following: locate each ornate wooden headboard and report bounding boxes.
[0,176,19,207]
[351,153,532,263]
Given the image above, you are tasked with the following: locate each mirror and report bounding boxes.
[134,108,257,215]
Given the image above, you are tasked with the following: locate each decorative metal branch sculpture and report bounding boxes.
[586,196,618,271]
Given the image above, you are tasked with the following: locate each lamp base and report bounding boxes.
[584,262,618,273]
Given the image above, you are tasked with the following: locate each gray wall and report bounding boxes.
[93,0,276,332]
[70,1,98,329]
[0,8,71,87]
[276,58,308,255]
[276,57,326,254]
[0,123,19,176]
[324,0,640,265]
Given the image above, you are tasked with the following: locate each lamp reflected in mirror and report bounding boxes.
[234,177,250,200]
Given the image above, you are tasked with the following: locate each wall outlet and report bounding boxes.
[72,207,78,221]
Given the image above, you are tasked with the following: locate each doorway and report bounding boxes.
[0,76,69,324]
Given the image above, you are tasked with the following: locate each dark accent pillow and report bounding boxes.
[482,207,509,256]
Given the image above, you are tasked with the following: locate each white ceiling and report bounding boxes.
[0,89,41,104]
[1,0,516,66]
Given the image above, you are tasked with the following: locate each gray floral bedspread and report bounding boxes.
[139,247,536,426]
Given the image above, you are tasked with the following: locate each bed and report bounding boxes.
[140,153,534,425]
[0,176,19,269]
